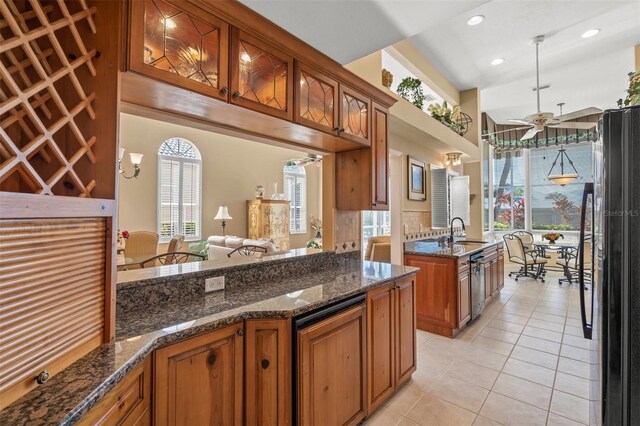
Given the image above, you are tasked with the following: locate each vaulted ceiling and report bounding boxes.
[240,0,640,123]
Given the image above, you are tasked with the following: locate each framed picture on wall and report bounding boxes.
[407,156,427,201]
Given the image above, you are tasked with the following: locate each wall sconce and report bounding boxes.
[119,148,143,179]
[444,152,463,166]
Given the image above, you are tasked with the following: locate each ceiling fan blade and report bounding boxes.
[548,121,597,130]
[556,107,602,122]
[507,119,531,125]
[520,127,541,141]
[485,126,533,136]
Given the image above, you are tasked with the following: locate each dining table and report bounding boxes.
[533,240,579,274]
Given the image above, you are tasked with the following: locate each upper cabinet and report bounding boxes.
[294,61,339,134]
[230,29,293,121]
[129,0,230,101]
[339,86,371,146]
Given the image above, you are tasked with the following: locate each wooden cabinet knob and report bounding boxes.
[261,359,270,369]
[36,370,49,384]
[237,329,244,336]
[220,86,229,95]
[207,352,216,365]
[232,91,241,99]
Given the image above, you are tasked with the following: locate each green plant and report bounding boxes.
[533,223,576,231]
[306,239,322,249]
[396,77,426,109]
[188,240,208,260]
[493,222,509,230]
[618,71,640,108]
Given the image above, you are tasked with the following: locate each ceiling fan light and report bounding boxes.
[548,173,578,186]
[467,15,485,26]
[581,28,600,38]
[491,58,505,66]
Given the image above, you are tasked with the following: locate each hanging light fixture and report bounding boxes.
[547,145,579,186]
[444,152,463,166]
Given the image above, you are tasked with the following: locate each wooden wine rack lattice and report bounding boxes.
[0,0,98,197]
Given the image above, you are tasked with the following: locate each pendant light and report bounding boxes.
[547,145,579,186]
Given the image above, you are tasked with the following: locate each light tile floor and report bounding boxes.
[364,266,593,426]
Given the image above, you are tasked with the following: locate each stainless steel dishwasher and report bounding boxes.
[470,253,486,320]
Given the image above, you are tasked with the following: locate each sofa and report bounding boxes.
[206,235,278,260]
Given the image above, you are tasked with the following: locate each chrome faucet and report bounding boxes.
[449,217,466,243]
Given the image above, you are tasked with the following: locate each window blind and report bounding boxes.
[284,172,307,234]
[159,159,180,240]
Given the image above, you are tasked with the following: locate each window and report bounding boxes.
[483,141,490,232]
[362,210,390,252]
[284,164,306,234]
[493,150,525,231]
[157,138,201,242]
[531,143,593,231]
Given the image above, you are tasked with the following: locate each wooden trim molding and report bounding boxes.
[0,193,116,219]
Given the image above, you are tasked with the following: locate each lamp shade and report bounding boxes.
[214,206,232,220]
[548,173,578,186]
[119,147,126,161]
[129,152,144,165]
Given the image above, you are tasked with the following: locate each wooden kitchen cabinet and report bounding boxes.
[298,304,367,426]
[366,283,395,413]
[497,246,505,291]
[78,357,151,426]
[405,254,476,337]
[154,323,244,426]
[230,28,294,121]
[338,85,371,146]
[335,103,389,211]
[484,259,493,304]
[294,61,339,134]
[245,319,291,426]
[458,266,471,329]
[128,0,230,101]
[394,275,417,386]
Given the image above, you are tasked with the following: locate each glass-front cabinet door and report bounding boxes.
[129,0,230,101]
[339,85,371,146]
[230,30,293,121]
[294,62,339,134]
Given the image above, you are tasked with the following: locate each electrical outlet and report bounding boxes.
[205,276,225,292]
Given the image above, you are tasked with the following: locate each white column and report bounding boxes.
[524,149,532,232]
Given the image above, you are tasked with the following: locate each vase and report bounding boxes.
[117,237,126,250]
[315,231,322,239]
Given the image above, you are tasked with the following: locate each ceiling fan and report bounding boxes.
[285,153,322,167]
[505,35,601,141]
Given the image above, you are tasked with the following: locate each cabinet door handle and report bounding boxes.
[261,359,270,369]
[207,352,216,366]
[237,328,244,336]
[36,370,49,384]
[220,86,229,95]
[334,127,344,133]
[232,91,241,99]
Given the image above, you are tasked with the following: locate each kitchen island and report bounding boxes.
[404,239,504,337]
[0,250,417,426]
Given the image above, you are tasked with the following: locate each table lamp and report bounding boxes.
[214,206,232,235]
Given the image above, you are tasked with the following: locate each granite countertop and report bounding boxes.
[404,238,503,258]
[0,259,417,426]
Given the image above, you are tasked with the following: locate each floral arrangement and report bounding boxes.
[542,232,564,243]
[427,101,463,134]
[116,229,129,249]
[310,216,322,235]
[617,71,640,108]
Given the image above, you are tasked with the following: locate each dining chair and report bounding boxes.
[123,231,159,269]
[139,252,205,268]
[503,234,547,282]
[227,245,269,257]
[557,238,592,285]
[512,231,535,253]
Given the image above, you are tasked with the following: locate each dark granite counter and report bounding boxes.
[404,239,503,258]
[0,253,417,425]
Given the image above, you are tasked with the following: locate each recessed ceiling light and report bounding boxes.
[491,58,505,66]
[467,15,485,26]
[581,28,600,38]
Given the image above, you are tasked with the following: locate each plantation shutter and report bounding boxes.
[159,159,180,240]
[295,176,306,233]
[181,162,201,239]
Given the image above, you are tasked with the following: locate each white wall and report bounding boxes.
[118,113,321,250]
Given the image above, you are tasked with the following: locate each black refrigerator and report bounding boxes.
[580,105,640,425]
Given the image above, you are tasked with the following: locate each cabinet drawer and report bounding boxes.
[78,357,151,426]
[458,256,470,272]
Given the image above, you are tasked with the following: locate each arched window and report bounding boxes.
[157,138,201,242]
[283,164,307,234]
